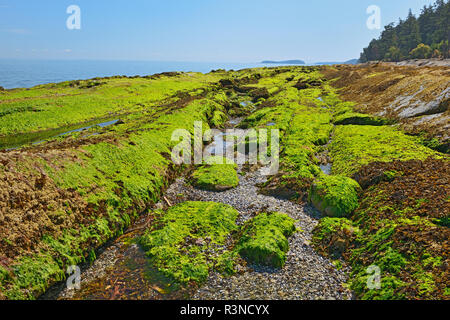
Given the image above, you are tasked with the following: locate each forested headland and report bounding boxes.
[360,0,449,62]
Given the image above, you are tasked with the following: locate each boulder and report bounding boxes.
[237,212,296,268]
[309,175,360,218]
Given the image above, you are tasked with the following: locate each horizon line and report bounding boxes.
[0,57,358,64]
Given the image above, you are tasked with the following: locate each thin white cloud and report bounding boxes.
[5,28,30,35]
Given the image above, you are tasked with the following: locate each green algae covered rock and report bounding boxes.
[139,201,239,285]
[309,175,361,218]
[210,110,228,128]
[190,157,239,191]
[139,203,297,285]
[237,212,297,268]
[330,124,441,176]
[334,112,388,126]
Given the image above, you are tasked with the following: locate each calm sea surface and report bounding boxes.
[0,60,302,89]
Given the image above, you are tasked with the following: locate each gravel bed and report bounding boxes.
[165,166,353,300]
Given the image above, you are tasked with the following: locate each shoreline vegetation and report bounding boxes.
[360,0,449,63]
[0,64,448,300]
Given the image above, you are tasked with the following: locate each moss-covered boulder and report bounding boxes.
[138,201,239,285]
[190,157,239,191]
[309,175,360,217]
[237,212,297,268]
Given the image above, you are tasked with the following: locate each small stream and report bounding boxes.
[0,118,120,151]
[316,96,329,109]
[316,95,334,175]
[320,163,332,175]
[203,131,236,157]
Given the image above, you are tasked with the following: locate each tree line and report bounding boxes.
[360,0,449,62]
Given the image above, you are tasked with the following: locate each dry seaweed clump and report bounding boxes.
[352,158,449,221]
[313,158,450,300]
[236,212,297,268]
[190,157,239,191]
[312,217,360,260]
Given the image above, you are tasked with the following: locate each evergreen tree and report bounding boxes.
[360,0,449,62]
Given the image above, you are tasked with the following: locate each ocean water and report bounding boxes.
[0,60,298,89]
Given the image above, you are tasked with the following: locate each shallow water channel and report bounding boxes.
[0,118,120,151]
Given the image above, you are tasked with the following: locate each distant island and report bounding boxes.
[262,60,305,65]
[313,59,359,65]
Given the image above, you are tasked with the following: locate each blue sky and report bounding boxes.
[0,0,437,62]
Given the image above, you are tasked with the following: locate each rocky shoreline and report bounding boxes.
[44,167,352,300]
[2,65,447,300]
